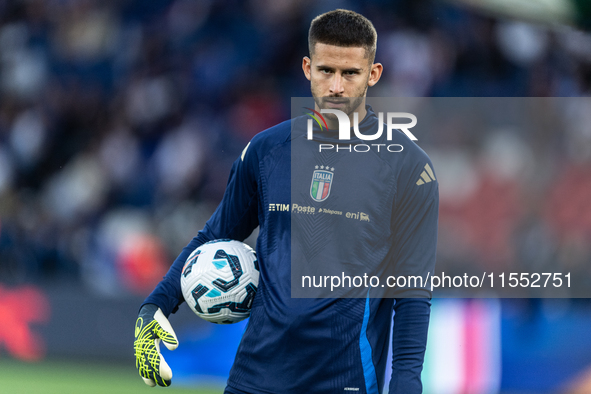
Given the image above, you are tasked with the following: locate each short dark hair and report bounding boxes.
[308,9,377,62]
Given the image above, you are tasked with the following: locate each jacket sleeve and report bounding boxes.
[388,155,438,299]
[389,298,431,394]
[142,142,260,316]
[388,154,438,392]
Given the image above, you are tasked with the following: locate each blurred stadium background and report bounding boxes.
[1,0,591,393]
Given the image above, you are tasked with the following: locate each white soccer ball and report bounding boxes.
[180,239,259,324]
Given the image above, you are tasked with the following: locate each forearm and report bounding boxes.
[141,143,259,317]
[142,230,215,316]
[389,298,431,394]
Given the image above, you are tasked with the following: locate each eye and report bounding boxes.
[344,71,358,76]
[320,69,332,74]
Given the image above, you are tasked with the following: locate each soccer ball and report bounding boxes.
[180,239,259,324]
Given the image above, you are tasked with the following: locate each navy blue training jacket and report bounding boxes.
[144,106,439,393]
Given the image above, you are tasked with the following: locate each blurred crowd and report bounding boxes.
[0,0,590,297]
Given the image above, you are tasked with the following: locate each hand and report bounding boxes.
[134,304,179,387]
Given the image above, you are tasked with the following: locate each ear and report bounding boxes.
[302,56,312,81]
[367,63,383,87]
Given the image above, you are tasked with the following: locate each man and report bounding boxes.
[134,9,438,394]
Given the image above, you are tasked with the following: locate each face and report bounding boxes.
[302,42,383,120]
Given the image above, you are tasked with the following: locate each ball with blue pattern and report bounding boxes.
[180,239,259,324]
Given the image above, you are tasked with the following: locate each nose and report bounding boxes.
[329,73,344,95]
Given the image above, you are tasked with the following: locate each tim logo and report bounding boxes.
[305,108,417,141]
[310,166,334,202]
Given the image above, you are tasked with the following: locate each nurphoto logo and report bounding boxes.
[304,108,417,153]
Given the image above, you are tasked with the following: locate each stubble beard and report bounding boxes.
[311,83,368,126]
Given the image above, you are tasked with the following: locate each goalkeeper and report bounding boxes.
[134,9,438,394]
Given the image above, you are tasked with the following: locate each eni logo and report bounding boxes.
[346,212,370,222]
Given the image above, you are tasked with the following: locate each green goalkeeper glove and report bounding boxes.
[134,304,179,387]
